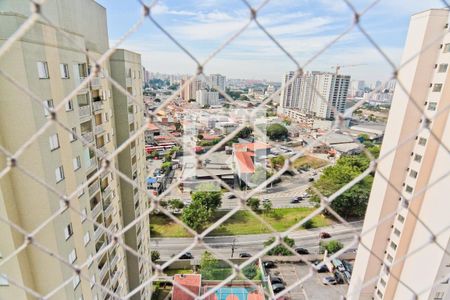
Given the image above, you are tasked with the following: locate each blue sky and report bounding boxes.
[97,0,446,83]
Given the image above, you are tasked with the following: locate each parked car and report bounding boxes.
[295,247,310,255]
[272,283,286,293]
[313,261,329,273]
[179,252,193,259]
[290,196,302,203]
[153,168,161,176]
[322,276,337,285]
[262,198,271,203]
[308,177,315,182]
[320,232,331,239]
[263,261,276,268]
[239,252,251,258]
[270,276,284,285]
[226,193,237,199]
[301,192,310,198]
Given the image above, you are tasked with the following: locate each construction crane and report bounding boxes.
[331,64,367,75]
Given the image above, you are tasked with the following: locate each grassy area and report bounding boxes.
[150,207,331,238]
[293,155,329,170]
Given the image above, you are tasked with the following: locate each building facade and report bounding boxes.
[110,49,151,300]
[0,1,147,299]
[209,74,226,91]
[196,90,219,106]
[349,9,450,300]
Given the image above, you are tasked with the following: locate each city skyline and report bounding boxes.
[97,0,446,82]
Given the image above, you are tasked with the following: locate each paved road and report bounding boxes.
[151,221,363,260]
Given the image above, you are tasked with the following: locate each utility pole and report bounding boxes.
[231,238,236,258]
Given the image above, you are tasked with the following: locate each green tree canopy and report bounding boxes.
[270,155,285,169]
[264,237,295,256]
[266,123,288,141]
[151,250,160,262]
[181,201,211,231]
[168,199,184,210]
[192,183,222,211]
[321,240,344,254]
[246,197,260,211]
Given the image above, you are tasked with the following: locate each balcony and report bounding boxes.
[88,181,100,197]
[81,132,94,144]
[133,193,139,204]
[107,222,115,233]
[128,113,135,123]
[96,240,107,253]
[91,201,102,217]
[94,124,105,135]
[130,146,136,157]
[104,202,114,218]
[91,77,101,90]
[110,270,121,285]
[79,105,91,119]
[94,226,105,241]
[98,261,109,280]
[93,100,103,112]
[110,254,119,267]
[98,145,107,155]
[102,185,112,198]
[126,77,132,87]
[75,77,89,95]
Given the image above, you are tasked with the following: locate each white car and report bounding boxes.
[301,192,310,198]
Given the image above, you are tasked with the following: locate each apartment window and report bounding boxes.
[78,185,84,198]
[438,63,448,73]
[81,208,87,222]
[49,134,59,151]
[55,166,65,183]
[428,102,438,111]
[386,253,393,263]
[414,154,423,163]
[43,99,54,116]
[0,274,8,286]
[377,290,383,299]
[60,63,70,78]
[405,185,414,193]
[87,254,93,267]
[70,127,77,142]
[65,99,74,111]
[37,61,49,79]
[68,249,77,264]
[393,228,401,236]
[90,275,95,288]
[64,223,73,240]
[398,214,405,223]
[78,63,88,78]
[418,137,427,146]
[390,241,398,251]
[433,83,443,92]
[83,232,90,246]
[409,170,418,179]
[380,278,386,287]
[72,275,80,289]
[72,156,81,171]
[443,43,450,52]
[435,292,445,299]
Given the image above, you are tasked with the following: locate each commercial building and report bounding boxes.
[110,49,151,300]
[0,1,147,299]
[349,9,450,300]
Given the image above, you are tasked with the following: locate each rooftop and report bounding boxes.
[173,274,201,300]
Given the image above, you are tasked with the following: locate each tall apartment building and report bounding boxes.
[0,1,147,299]
[180,78,205,101]
[279,71,350,120]
[110,49,151,300]
[209,73,226,91]
[349,9,450,300]
[196,90,219,106]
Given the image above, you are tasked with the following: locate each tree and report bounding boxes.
[199,251,219,280]
[309,148,380,219]
[270,155,285,169]
[151,250,160,262]
[262,199,273,214]
[192,183,222,211]
[264,237,295,256]
[246,197,260,211]
[168,199,184,210]
[161,161,173,173]
[242,264,258,279]
[321,240,344,254]
[239,94,249,101]
[197,134,204,140]
[266,123,288,141]
[181,201,211,231]
[302,219,314,229]
[174,121,182,131]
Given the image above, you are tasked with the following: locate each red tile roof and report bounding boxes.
[235,151,255,173]
[147,123,159,131]
[233,142,270,152]
[172,274,201,300]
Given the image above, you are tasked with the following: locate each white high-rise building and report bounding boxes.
[196,90,219,106]
[279,71,302,109]
[349,9,450,300]
[209,74,226,91]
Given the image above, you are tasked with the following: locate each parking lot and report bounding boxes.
[267,262,348,300]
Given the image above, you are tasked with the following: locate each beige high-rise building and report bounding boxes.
[110,49,151,300]
[0,1,148,299]
[349,9,450,300]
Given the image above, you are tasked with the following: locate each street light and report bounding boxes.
[231,238,236,258]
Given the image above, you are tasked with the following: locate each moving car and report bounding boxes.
[320,232,331,239]
[263,261,276,268]
[272,283,286,293]
[290,196,303,203]
[239,252,251,258]
[179,252,193,259]
[322,276,337,285]
[295,247,310,255]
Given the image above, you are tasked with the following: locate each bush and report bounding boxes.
[151,250,160,262]
[246,197,260,211]
[264,237,295,256]
[242,264,257,279]
[266,123,288,141]
[320,240,344,254]
[302,219,314,229]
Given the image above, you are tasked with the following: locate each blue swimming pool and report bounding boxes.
[204,286,260,300]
